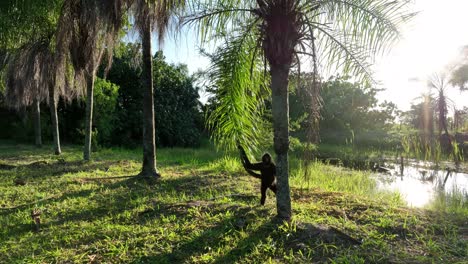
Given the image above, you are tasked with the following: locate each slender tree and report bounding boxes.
[32,99,42,147]
[132,0,185,178]
[187,0,413,219]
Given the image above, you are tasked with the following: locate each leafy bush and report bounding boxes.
[93,78,119,146]
[106,46,203,147]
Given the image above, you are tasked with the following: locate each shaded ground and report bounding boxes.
[0,144,466,263]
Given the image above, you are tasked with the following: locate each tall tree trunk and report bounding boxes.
[270,64,292,220]
[139,19,160,178]
[33,99,42,147]
[83,72,95,161]
[48,85,61,155]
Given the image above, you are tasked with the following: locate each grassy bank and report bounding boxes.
[0,144,466,263]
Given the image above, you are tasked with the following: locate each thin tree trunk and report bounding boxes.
[48,85,61,155]
[83,72,95,161]
[33,99,42,147]
[139,19,160,178]
[270,64,292,220]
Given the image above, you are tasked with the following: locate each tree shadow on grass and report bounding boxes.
[9,159,135,178]
[131,206,276,264]
[0,175,143,236]
[1,173,254,238]
[0,171,270,264]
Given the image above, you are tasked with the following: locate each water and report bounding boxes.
[374,161,468,208]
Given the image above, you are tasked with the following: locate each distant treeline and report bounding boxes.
[0,44,204,148]
[3,44,442,150]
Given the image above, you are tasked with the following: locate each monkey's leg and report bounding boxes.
[269,184,277,194]
[260,185,267,205]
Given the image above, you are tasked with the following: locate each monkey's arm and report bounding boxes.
[238,145,263,171]
[245,169,262,179]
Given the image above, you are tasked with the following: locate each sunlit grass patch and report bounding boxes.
[0,143,466,263]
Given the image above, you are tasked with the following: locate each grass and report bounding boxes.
[0,143,467,263]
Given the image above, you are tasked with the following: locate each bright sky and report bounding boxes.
[374,0,468,111]
[158,0,468,111]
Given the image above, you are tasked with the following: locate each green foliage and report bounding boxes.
[93,78,119,146]
[186,0,414,156]
[0,44,204,148]
[105,45,203,148]
[290,76,398,148]
[153,52,203,147]
[104,43,143,147]
[450,64,468,91]
[203,28,269,153]
[0,0,62,50]
[400,133,442,162]
[66,77,119,150]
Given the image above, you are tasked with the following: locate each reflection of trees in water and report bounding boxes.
[418,168,454,190]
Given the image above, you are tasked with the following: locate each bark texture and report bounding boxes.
[83,72,95,161]
[260,0,299,220]
[270,64,292,220]
[139,19,160,178]
[48,85,61,155]
[33,99,42,147]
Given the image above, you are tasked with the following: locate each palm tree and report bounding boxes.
[55,0,128,161]
[131,0,185,178]
[1,0,63,153]
[428,74,452,138]
[56,0,183,173]
[5,41,50,147]
[187,0,413,220]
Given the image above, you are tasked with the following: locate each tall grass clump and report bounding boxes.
[290,162,375,196]
[400,132,465,164]
[430,186,468,216]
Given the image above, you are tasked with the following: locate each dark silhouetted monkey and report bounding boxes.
[238,145,277,205]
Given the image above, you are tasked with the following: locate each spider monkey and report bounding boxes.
[238,145,277,205]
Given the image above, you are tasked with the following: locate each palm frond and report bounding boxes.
[132,0,186,46]
[183,0,255,44]
[55,0,128,95]
[205,23,267,153]
[5,40,51,109]
[317,0,414,53]
[302,0,414,82]
[313,25,373,83]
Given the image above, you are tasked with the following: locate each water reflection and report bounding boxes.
[374,162,468,208]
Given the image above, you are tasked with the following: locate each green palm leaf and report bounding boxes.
[205,23,268,153]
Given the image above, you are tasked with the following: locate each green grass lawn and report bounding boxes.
[0,143,466,263]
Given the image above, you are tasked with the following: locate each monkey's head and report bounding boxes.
[262,153,272,166]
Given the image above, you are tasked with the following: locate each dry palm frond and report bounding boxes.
[5,40,52,109]
[132,0,185,46]
[55,0,129,95]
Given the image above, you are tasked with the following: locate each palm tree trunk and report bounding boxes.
[270,64,292,220]
[48,85,61,155]
[139,19,160,178]
[33,99,42,147]
[83,72,95,161]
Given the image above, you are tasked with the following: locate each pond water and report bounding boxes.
[373,161,468,208]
